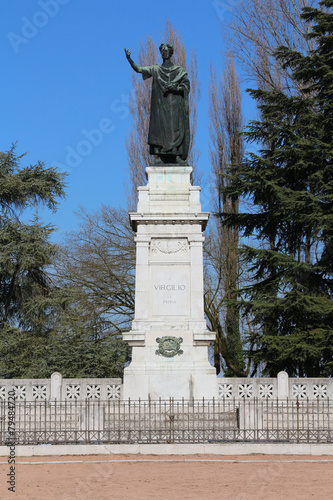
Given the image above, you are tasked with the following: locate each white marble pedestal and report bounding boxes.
[122,166,217,400]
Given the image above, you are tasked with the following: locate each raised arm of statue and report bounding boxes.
[124,48,142,74]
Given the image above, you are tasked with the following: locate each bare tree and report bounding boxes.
[126,19,201,209]
[206,55,249,376]
[55,206,135,334]
[222,0,318,93]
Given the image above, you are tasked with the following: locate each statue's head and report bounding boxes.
[159,43,174,58]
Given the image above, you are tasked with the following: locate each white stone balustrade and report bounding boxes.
[0,374,122,401]
[217,372,333,400]
[0,371,332,401]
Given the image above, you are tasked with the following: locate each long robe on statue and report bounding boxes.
[141,65,190,161]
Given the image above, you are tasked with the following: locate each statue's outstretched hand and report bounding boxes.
[124,48,132,60]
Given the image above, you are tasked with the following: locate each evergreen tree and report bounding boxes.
[223,0,333,377]
[0,145,66,330]
[0,145,131,378]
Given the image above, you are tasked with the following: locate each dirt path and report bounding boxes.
[1,454,332,500]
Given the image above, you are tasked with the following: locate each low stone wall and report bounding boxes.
[0,371,332,401]
[0,372,122,401]
[218,372,332,400]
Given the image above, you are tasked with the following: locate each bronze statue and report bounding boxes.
[125,43,190,165]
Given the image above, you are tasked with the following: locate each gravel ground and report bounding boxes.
[0,454,332,500]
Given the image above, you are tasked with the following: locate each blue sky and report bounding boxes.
[1,0,255,242]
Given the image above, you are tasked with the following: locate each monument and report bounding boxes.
[122,43,217,400]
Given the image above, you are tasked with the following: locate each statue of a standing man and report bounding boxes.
[125,43,190,165]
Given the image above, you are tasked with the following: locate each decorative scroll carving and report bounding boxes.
[151,239,188,254]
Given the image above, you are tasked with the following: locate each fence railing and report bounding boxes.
[1,398,332,445]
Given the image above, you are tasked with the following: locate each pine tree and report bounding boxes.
[0,145,66,330]
[223,0,333,377]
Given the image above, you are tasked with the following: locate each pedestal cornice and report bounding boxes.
[129,212,210,231]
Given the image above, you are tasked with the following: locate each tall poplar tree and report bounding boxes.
[206,56,247,376]
[223,0,333,377]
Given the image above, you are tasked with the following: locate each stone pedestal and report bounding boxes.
[122,166,217,400]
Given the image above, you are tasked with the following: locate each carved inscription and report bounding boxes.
[152,268,189,316]
[154,284,186,291]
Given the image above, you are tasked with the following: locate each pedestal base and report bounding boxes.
[122,360,218,400]
[122,328,217,400]
[123,166,217,400]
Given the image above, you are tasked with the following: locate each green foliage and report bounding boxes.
[223,0,333,376]
[0,144,66,219]
[0,322,131,379]
[0,145,131,378]
[0,145,66,330]
[0,219,56,327]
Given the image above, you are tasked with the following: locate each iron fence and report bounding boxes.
[0,398,332,445]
